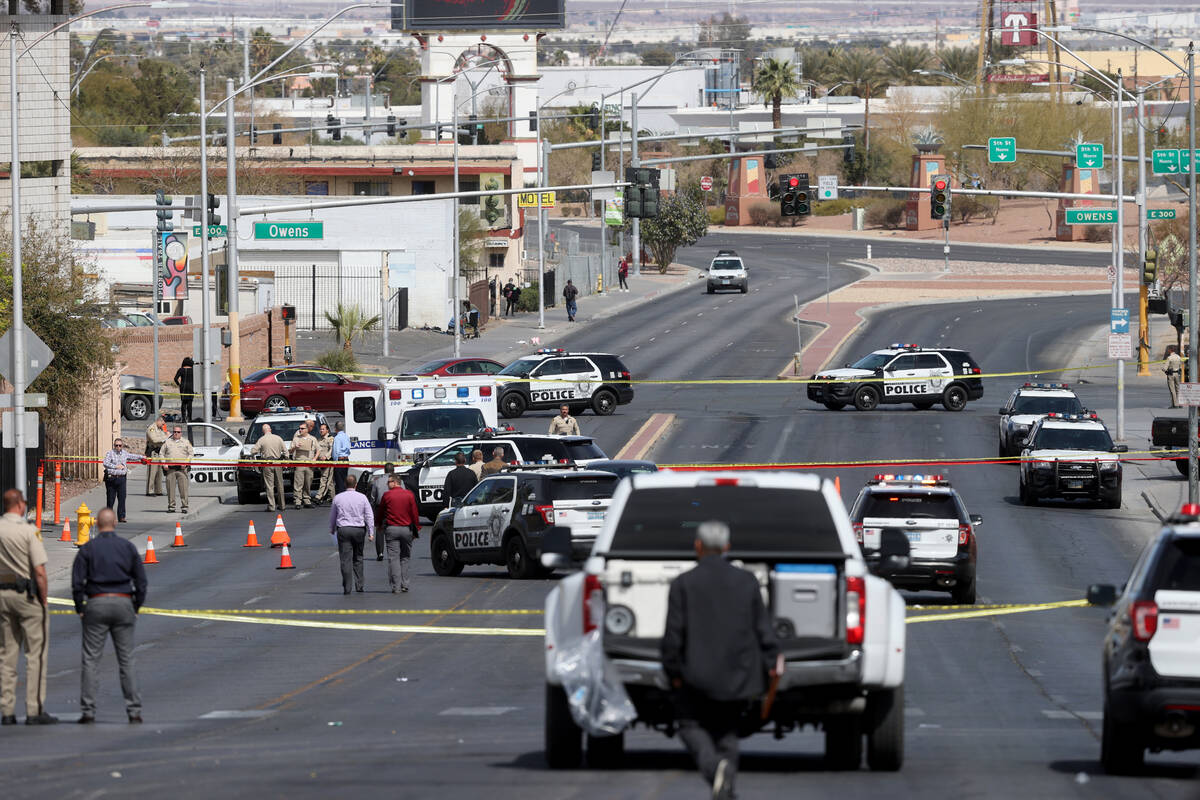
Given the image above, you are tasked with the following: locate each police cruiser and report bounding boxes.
[849,474,981,604]
[496,349,633,418]
[807,343,984,412]
[1018,412,1127,508]
[997,382,1085,457]
[235,407,330,504]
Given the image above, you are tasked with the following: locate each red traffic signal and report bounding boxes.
[788,177,799,188]
[933,178,947,191]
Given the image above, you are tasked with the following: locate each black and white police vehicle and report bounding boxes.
[849,474,982,604]
[1088,504,1200,774]
[429,465,620,579]
[807,343,984,412]
[401,428,609,519]
[706,249,748,294]
[235,407,330,504]
[997,382,1085,457]
[496,349,633,418]
[1017,412,1126,508]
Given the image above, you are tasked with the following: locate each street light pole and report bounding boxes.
[1188,43,1198,503]
[631,91,640,278]
[1115,69,1126,442]
[198,68,213,430]
[1136,86,1150,377]
[9,22,27,495]
[452,77,461,357]
[225,77,243,420]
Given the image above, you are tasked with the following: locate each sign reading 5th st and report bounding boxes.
[254,221,324,240]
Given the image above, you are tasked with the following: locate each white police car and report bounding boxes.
[1018,413,1127,508]
[998,382,1085,457]
[496,349,633,418]
[807,343,984,412]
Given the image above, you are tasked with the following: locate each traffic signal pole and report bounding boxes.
[1116,72,1126,442]
[1188,43,1198,505]
[198,68,213,434]
[226,77,243,421]
[631,92,640,278]
[1137,87,1150,377]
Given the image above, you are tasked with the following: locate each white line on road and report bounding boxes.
[1041,710,1102,721]
[199,710,276,720]
[293,571,311,581]
[244,595,267,606]
[439,707,518,717]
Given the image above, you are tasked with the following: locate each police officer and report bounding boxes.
[481,446,507,477]
[314,422,334,506]
[0,489,56,725]
[144,413,168,496]
[291,420,318,509]
[252,423,287,512]
[1165,345,1184,408]
[71,507,147,724]
[160,424,194,515]
[548,404,581,435]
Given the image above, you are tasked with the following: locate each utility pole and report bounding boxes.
[452,79,461,357]
[1136,87,1150,376]
[1115,69,1126,441]
[9,22,27,496]
[199,68,213,431]
[631,91,640,277]
[1188,43,1197,503]
[225,77,243,421]
[599,105,607,293]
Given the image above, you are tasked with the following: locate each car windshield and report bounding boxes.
[564,440,606,460]
[415,359,450,373]
[549,475,620,500]
[1032,426,1114,451]
[400,408,486,440]
[499,358,541,377]
[1012,395,1083,415]
[710,259,742,271]
[850,353,892,370]
[592,463,658,479]
[861,492,960,520]
[608,487,842,555]
[245,419,313,444]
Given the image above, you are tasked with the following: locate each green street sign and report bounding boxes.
[1148,208,1177,220]
[1153,149,1181,175]
[1065,207,1117,225]
[1179,149,1200,174]
[192,224,227,237]
[253,221,324,240]
[988,137,1016,163]
[1075,142,1104,169]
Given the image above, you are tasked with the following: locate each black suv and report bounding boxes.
[808,344,984,412]
[496,349,633,417]
[1089,506,1200,774]
[429,466,620,578]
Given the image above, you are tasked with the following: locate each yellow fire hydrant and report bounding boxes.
[75,503,93,547]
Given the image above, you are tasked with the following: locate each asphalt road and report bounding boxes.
[4,235,1194,798]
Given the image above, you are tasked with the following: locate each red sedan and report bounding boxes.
[413,357,505,377]
[220,366,378,414]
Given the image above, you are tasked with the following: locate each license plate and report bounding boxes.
[905,531,921,542]
[1065,480,1083,489]
[587,511,604,520]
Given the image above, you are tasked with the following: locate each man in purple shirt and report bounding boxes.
[329,473,375,594]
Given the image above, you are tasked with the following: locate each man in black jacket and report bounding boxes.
[442,453,478,508]
[662,520,781,800]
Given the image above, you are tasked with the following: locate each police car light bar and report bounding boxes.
[888,343,921,350]
[1045,413,1099,420]
[1021,382,1070,389]
[536,348,566,355]
[869,474,949,485]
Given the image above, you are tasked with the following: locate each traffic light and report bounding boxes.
[529,110,537,132]
[1144,248,1159,284]
[386,114,397,137]
[331,118,342,141]
[325,113,336,135]
[780,174,800,216]
[795,173,811,215]
[155,190,173,233]
[843,133,856,164]
[250,125,258,145]
[930,175,950,220]
[623,167,661,218]
[592,152,602,172]
[589,106,600,132]
[206,192,221,227]
[272,122,282,144]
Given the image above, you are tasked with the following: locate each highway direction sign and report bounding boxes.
[1179,149,1200,174]
[1110,308,1130,335]
[988,137,1016,163]
[1075,142,1104,169]
[253,221,323,240]
[818,175,838,200]
[1153,149,1180,175]
[1064,207,1116,225]
[1148,208,1177,220]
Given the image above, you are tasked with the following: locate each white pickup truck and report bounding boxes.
[541,470,910,771]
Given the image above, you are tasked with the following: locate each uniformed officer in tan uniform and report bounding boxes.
[159,424,194,514]
[252,423,287,512]
[291,420,318,509]
[314,422,334,506]
[144,414,169,496]
[548,405,581,435]
[1165,345,1184,408]
[0,489,56,725]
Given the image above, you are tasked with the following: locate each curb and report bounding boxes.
[697,223,1116,253]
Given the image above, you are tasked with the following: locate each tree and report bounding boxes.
[639,190,709,274]
[829,49,888,158]
[698,13,750,47]
[753,58,800,130]
[641,46,674,67]
[797,46,837,86]
[938,47,977,84]
[884,44,932,84]
[459,208,486,277]
[323,304,381,353]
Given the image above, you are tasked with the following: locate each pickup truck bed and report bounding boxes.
[1151,415,1191,475]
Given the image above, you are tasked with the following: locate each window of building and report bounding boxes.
[459,177,480,205]
[489,252,505,270]
[352,181,390,197]
[411,180,436,195]
[305,181,329,196]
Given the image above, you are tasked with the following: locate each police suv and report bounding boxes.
[401,429,609,519]
[706,249,748,294]
[235,407,330,504]
[1018,412,1127,508]
[997,382,1085,457]
[849,474,982,604]
[807,343,984,412]
[496,349,633,418]
[1088,504,1200,774]
[429,465,620,579]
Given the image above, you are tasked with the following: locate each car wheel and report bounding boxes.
[951,578,976,605]
[824,716,863,770]
[430,533,463,577]
[500,392,527,419]
[998,440,1008,458]
[1100,702,1144,775]
[545,683,583,769]
[706,285,715,294]
[505,534,532,579]
[853,386,880,412]
[1102,490,1122,510]
[237,484,259,505]
[823,401,846,411]
[911,401,935,410]
[1177,459,1189,477]
[586,732,625,768]
[941,384,968,412]
[592,389,618,416]
[1019,479,1038,507]
[866,687,904,771]
[740,283,748,294]
[122,394,151,421]
[264,394,289,413]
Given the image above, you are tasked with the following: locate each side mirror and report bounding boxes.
[377,426,387,441]
[1019,437,1029,447]
[1111,444,1129,453]
[999,407,1009,415]
[1087,583,1118,607]
[875,527,911,576]
[337,376,347,384]
[843,363,851,368]
[539,525,573,571]
[222,436,236,447]
[414,453,429,467]
[238,427,246,436]
[969,513,983,527]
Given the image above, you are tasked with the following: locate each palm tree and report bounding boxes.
[797,46,837,86]
[938,46,977,84]
[884,43,933,84]
[829,49,889,157]
[753,58,801,129]
[323,303,381,353]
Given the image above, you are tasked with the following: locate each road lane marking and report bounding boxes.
[439,707,519,716]
[199,710,276,719]
[906,598,1088,623]
[615,413,675,461]
[159,610,544,637]
[1042,710,1102,721]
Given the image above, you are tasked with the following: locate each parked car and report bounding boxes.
[413,357,505,377]
[161,316,192,325]
[221,365,379,415]
[122,312,162,327]
[120,375,162,421]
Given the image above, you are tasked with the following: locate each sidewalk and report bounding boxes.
[295,262,703,374]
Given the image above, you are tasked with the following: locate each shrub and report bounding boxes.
[708,206,726,225]
[813,198,860,217]
[572,206,582,217]
[1084,225,1113,243]
[560,206,573,216]
[864,198,906,229]
[314,348,360,374]
[516,280,546,311]
[748,201,774,226]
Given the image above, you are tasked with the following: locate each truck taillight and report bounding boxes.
[389,389,402,400]
[583,574,604,634]
[536,504,555,524]
[480,386,492,396]
[1132,600,1158,641]
[852,523,864,545]
[846,576,865,645]
[958,523,971,546]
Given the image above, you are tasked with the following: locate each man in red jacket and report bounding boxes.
[376,475,421,593]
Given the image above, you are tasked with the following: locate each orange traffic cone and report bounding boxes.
[58,518,72,542]
[171,521,187,548]
[269,514,290,548]
[143,535,159,565]
[276,543,295,570]
[243,520,262,548]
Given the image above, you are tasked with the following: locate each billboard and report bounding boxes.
[392,0,565,30]
[155,230,189,300]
